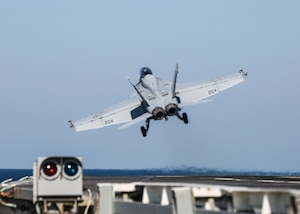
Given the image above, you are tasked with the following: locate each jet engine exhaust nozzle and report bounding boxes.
[165,103,178,116]
[152,107,166,120]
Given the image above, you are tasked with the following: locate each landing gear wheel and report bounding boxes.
[182,113,188,124]
[141,126,147,137]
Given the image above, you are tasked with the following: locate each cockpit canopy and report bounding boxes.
[140,67,153,79]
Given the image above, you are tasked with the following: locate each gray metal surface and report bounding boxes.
[1,175,300,214]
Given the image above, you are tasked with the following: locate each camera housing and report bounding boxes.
[33,156,83,200]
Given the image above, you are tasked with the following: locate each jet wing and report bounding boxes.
[176,71,247,107]
[71,97,147,132]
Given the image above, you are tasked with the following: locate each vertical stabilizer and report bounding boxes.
[172,64,179,99]
[127,77,149,109]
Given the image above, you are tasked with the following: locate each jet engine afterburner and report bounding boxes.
[152,107,166,120]
[165,103,179,116]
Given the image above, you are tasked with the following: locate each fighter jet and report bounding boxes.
[69,65,247,137]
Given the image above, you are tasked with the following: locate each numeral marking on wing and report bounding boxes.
[208,88,217,95]
[104,119,114,125]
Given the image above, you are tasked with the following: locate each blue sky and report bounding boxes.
[1,1,299,172]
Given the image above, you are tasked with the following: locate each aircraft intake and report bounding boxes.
[165,103,178,116]
[152,107,166,120]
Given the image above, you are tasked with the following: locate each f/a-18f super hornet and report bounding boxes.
[69,65,247,137]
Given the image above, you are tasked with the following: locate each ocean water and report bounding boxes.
[1,168,299,182]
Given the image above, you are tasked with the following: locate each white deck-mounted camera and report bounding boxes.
[33,156,83,213]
